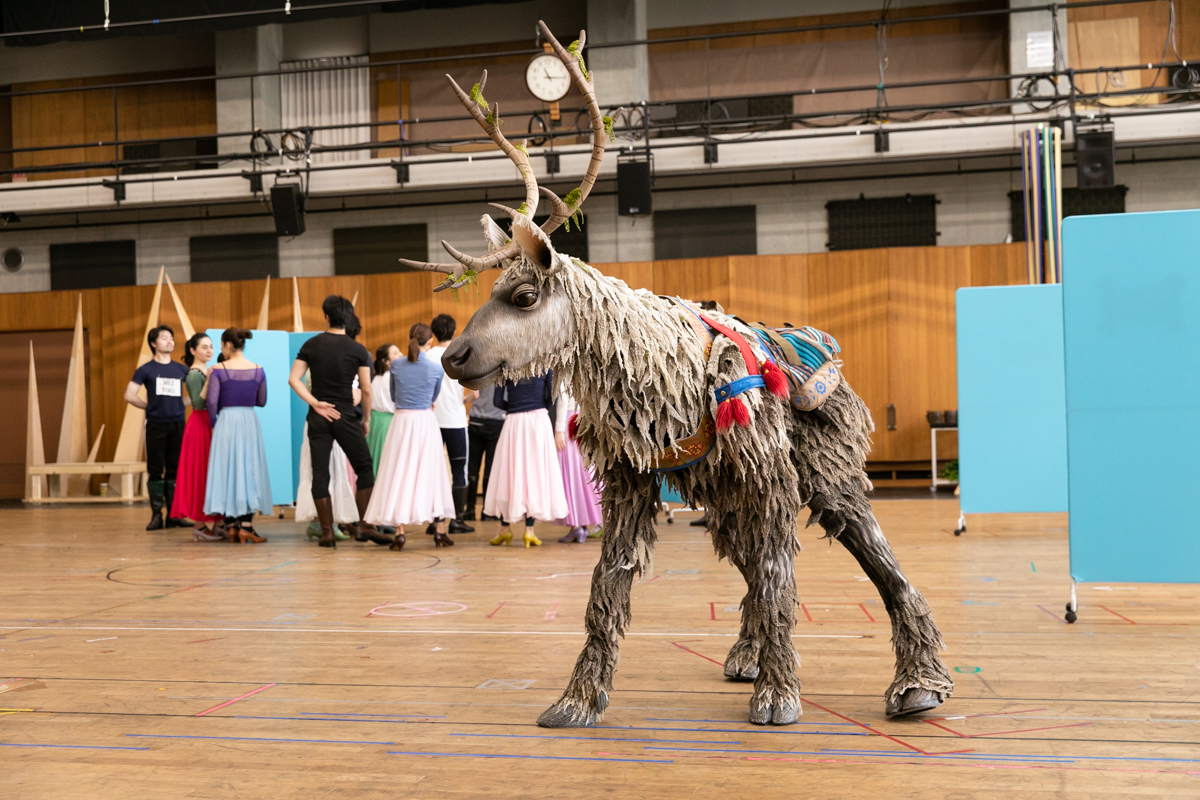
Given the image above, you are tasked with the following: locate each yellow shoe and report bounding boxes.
[490,529,513,546]
[523,529,542,547]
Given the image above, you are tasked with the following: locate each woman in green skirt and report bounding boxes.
[368,343,400,475]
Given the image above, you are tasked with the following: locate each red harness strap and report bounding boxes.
[696,313,760,376]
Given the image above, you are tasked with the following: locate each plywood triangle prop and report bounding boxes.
[165,273,196,341]
[86,424,105,463]
[256,275,271,330]
[56,295,91,495]
[26,342,47,501]
[292,277,304,333]
[112,267,165,467]
[351,290,358,308]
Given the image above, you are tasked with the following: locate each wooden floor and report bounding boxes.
[2,500,1198,798]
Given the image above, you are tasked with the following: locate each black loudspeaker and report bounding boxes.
[271,183,306,236]
[617,158,652,216]
[1076,130,1115,189]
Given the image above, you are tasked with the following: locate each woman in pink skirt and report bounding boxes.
[364,323,456,550]
[554,389,603,543]
[484,372,568,547]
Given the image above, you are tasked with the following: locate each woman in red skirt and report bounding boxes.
[170,333,225,541]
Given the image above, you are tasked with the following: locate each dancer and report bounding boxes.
[204,328,272,543]
[289,295,385,548]
[365,323,456,550]
[427,314,475,534]
[294,367,357,542]
[465,386,504,521]
[125,324,189,531]
[368,343,399,474]
[484,372,568,547]
[553,389,603,543]
[169,333,225,542]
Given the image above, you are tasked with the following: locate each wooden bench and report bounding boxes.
[25,462,147,504]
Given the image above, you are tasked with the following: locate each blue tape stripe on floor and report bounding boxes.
[642,746,1075,762]
[821,748,1200,765]
[388,751,673,764]
[233,715,418,724]
[1,743,151,751]
[596,725,867,736]
[300,712,445,718]
[126,734,394,745]
[447,733,739,744]
[646,718,856,726]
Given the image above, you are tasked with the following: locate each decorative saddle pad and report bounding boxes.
[745,323,843,412]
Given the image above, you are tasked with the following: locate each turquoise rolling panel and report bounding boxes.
[1062,209,1200,583]
[289,332,318,500]
[206,329,294,507]
[955,285,1068,513]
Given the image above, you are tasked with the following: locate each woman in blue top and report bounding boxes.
[364,323,456,551]
[483,371,568,547]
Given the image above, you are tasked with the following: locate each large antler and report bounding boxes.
[399,20,613,291]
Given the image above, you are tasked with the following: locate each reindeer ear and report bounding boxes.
[480,215,509,253]
[510,213,554,269]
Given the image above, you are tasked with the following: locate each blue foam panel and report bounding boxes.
[206,329,295,508]
[956,285,1068,514]
[289,332,318,500]
[1062,209,1200,583]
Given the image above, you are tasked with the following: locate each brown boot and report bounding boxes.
[352,488,392,545]
[314,497,336,548]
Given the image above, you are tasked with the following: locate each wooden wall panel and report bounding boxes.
[886,246,972,462]
[806,250,891,460]
[969,242,1026,287]
[11,70,216,180]
[0,244,1009,475]
[592,261,655,293]
[728,254,807,327]
[653,257,732,308]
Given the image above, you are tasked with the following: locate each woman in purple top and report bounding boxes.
[203,328,273,543]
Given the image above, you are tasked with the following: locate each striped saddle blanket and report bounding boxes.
[744,323,843,412]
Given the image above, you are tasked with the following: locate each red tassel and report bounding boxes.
[716,397,751,431]
[567,413,580,441]
[761,361,789,398]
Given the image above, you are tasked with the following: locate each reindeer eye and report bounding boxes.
[511,285,540,310]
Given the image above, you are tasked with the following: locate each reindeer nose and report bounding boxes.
[443,344,472,379]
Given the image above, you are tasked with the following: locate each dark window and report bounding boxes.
[1008,186,1127,242]
[493,215,588,263]
[334,224,429,275]
[50,240,136,290]
[654,206,757,260]
[826,194,938,251]
[190,233,279,283]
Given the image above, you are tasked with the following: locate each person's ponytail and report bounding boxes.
[407,323,432,363]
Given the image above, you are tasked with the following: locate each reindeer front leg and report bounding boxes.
[537,461,659,728]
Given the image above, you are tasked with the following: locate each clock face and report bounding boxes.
[526,53,571,102]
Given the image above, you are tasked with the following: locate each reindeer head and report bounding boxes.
[399,21,614,389]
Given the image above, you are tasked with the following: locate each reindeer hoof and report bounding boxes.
[885,688,943,718]
[537,698,603,728]
[723,638,760,681]
[748,696,802,726]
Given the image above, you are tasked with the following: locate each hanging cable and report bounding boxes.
[104,0,110,31]
[874,0,892,119]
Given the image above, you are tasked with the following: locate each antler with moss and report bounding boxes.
[399,19,615,291]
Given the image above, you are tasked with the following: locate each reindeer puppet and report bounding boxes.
[401,22,954,727]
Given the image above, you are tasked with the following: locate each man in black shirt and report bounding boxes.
[125,325,190,531]
[289,295,387,548]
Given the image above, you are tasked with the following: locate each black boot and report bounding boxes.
[449,486,475,533]
[146,481,165,531]
[164,480,188,528]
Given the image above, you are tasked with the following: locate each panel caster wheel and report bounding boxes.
[667,517,674,524]
[1065,610,1077,623]
[953,525,965,536]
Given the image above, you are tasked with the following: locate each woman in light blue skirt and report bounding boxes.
[204,328,273,543]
